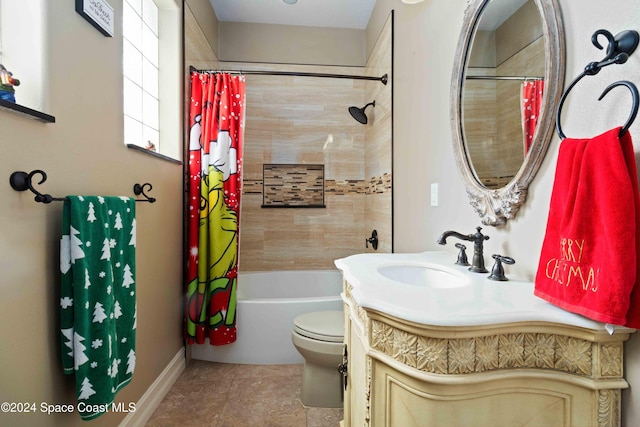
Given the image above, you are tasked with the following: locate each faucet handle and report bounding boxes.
[454,243,470,266]
[488,254,515,281]
[365,230,379,250]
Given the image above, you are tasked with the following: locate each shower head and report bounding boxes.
[348,101,376,124]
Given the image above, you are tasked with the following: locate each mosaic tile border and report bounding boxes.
[243,173,391,196]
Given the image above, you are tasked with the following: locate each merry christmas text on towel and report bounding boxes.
[535,127,640,328]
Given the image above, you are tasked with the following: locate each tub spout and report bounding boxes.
[437,227,490,273]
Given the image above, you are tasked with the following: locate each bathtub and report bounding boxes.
[191,269,344,365]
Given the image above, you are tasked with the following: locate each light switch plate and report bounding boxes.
[431,183,438,207]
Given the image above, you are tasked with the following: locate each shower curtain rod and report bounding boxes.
[189,65,388,85]
[466,75,544,81]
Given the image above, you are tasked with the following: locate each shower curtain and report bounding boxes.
[185,72,246,345]
[521,79,544,154]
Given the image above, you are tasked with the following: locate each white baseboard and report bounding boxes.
[119,347,186,427]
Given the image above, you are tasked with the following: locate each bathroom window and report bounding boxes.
[123,0,159,151]
[123,0,181,160]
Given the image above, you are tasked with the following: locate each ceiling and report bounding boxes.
[208,0,377,30]
[208,0,530,31]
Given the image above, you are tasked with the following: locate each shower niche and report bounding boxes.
[262,164,326,208]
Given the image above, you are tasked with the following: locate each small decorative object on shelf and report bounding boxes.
[0,64,20,103]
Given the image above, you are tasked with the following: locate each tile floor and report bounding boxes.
[146,360,343,426]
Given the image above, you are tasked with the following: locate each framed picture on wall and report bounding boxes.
[75,0,114,37]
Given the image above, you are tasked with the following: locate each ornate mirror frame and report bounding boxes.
[450,0,565,226]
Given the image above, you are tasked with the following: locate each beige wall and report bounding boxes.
[185,1,365,68]
[468,30,496,68]
[370,0,640,424]
[495,0,543,65]
[185,0,219,60]
[0,1,184,426]
[184,0,220,131]
[218,22,366,66]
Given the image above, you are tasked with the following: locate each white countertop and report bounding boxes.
[335,251,633,333]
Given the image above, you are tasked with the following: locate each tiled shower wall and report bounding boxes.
[236,63,368,271]
[237,16,392,271]
[186,6,393,271]
[236,25,391,271]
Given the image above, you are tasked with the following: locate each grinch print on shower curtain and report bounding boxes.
[186,71,246,345]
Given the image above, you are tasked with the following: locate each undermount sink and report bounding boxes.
[377,264,469,288]
[335,250,628,330]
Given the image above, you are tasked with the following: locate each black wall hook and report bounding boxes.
[9,170,157,203]
[10,170,65,203]
[133,183,157,203]
[556,29,639,139]
[591,30,639,67]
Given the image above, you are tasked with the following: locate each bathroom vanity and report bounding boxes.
[336,252,635,427]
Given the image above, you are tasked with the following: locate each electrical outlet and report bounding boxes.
[431,183,438,207]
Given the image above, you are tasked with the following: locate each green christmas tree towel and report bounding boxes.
[60,196,137,420]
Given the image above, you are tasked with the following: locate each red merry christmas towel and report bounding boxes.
[535,127,640,328]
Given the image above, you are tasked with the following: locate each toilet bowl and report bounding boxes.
[291,310,345,408]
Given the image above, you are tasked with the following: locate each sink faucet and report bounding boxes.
[437,226,490,273]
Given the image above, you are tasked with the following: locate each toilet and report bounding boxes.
[291,310,345,408]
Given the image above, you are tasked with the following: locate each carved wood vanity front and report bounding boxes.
[342,281,633,427]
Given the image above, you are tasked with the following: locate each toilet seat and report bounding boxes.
[293,310,344,343]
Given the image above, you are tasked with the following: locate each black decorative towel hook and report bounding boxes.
[9,170,157,203]
[9,170,65,203]
[556,29,639,139]
[588,30,639,73]
[133,183,156,203]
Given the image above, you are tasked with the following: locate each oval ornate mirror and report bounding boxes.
[451,0,565,226]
